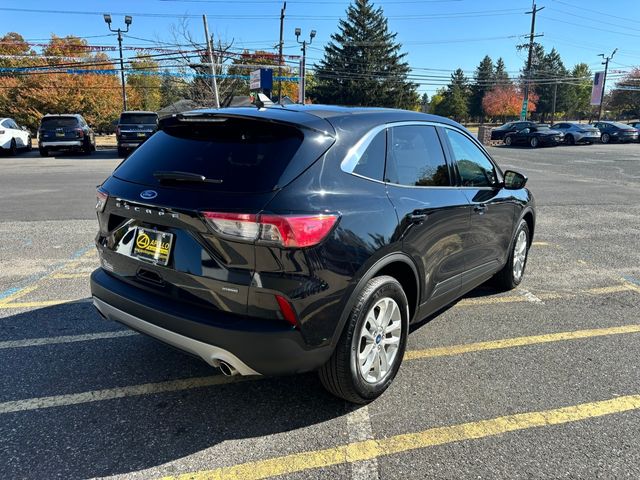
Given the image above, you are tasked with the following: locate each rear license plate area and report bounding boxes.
[132,227,173,266]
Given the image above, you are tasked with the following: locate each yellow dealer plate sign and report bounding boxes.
[133,228,173,266]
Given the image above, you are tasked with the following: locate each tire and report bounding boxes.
[83,139,92,155]
[494,219,530,291]
[529,137,539,148]
[601,133,610,144]
[504,136,512,146]
[319,275,409,404]
[565,134,575,145]
[9,139,17,156]
[39,147,49,157]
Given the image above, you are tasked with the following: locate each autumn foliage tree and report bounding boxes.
[482,85,537,121]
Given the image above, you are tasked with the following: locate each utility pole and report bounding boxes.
[277,2,286,104]
[203,14,220,109]
[520,1,544,120]
[103,14,132,111]
[295,27,315,104]
[551,81,557,124]
[597,48,617,121]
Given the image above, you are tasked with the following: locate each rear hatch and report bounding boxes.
[39,116,82,141]
[117,112,158,143]
[97,110,335,316]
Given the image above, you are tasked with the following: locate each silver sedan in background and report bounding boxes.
[551,122,601,145]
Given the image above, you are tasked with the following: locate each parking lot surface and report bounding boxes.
[1,143,639,479]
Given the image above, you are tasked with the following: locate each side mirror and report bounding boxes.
[503,170,527,190]
[21,125,28,131]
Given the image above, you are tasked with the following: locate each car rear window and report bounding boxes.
[119,113,158,124]
[113,117,330,193]
[40,117,78,128]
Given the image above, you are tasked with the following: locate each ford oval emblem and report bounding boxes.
[140,190,158,200]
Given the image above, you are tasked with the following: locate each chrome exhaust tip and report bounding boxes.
[218,360,238,377]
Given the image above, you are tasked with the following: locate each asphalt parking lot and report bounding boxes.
[1,143,639,479]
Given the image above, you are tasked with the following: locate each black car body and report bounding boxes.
[90,106,535,403]
[490,121,536,141]
[504,124,564,148]
[38,114,96,156]
[593,121,639,143]
[116,111,158,156]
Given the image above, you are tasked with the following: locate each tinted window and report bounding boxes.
[114,118,308,193]
[120,113,158,125]
[353,130,385,181]
[1,120,11,128]
[385,125,450,187]
[445,129,497,187]
[41,117,79,128]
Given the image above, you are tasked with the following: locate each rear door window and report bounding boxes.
[353,130,386,181]
[385,125,450,187]
[113,118,329,193]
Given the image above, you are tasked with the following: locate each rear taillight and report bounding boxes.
[96,188,109,212]
[76,128,84,138]
[202,212,338,248]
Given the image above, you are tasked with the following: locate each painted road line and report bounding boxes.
[0,375,246,414]
[621,277,640,294]
[518,288,544,304]
[404,324,640,361]
[2,324,640,413]
[0,285,39,305]
[162,394,640,480]
[531,241,550,246]
[50,272,91,279]
[0,330,138,350]
[346,405,379,480]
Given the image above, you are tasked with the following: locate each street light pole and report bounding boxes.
[597,48,617,121]
[104,14,132,112]
[295,28,315,104]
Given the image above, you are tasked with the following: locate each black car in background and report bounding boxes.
[90,106,535,403]
[490,121,537,141]
[504,124,564,148]
[116,111,158,156]
[38,114,96,157]
[593,121,639,144]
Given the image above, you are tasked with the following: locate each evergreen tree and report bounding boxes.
[470,55,494,121]
[494,57,510,85]
[420,92,429,113]
[533,48,569,121]
[438,68,470,122]
[311,0,418,109]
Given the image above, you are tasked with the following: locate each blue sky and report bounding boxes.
[1,0,638,96]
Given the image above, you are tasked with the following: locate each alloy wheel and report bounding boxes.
[512,230,528,282]
[357,297,402,384]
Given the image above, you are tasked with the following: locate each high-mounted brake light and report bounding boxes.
[96,188,109,212]
[202,212,338,248]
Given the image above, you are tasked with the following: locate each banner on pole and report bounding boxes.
[590,71,605,106]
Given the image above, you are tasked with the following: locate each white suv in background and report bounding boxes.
[0,118,31,156]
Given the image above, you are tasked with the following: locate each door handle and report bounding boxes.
[473,204,487,214]
[408,212,428,223]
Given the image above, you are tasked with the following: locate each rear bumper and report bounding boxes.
[39,140,83,148]
[90,268,333,376]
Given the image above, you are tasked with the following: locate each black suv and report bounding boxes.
[38,114,96,156]
[90,106,535,403]
[116,111,158,157]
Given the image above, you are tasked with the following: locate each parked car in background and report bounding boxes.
[0,117,31,155]
[592,121,639,144]
[551,122,600,145]
[504,124,564,148]
[38,114,96,156]
[629,122,640,142]
[91,105,535,404]
[116,111,158,157]
[490,121,537,141]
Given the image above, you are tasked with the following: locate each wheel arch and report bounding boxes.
[331,253,420,349]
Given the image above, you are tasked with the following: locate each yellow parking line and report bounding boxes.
[404,324,640,361]
[531,241,550,246]
[163,394,640,480]
[0,375,244,414]
[0,285,39,306]
[0,299,90,309]
[50,273,90,279]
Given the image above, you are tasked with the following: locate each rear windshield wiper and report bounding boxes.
[153,171,223,184]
